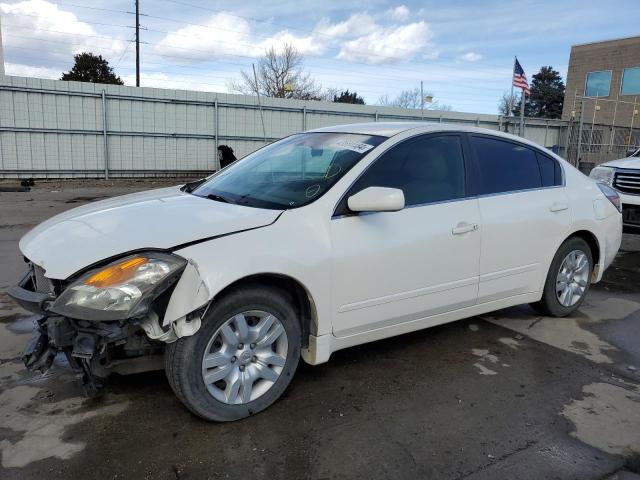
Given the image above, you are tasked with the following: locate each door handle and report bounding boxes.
[452,222,479,235]
[549,202,569,213]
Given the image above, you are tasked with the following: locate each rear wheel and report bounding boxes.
[165,285,301,421]
[531,237,593,317]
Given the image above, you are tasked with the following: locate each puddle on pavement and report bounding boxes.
[483,296,640,365]
[0,298,131,469]
[0,385,130,468]
[561,382,640,456]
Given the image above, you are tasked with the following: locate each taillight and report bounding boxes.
[597,183,622,213]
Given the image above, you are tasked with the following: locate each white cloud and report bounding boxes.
[153,10,433,65]
[257,31,324,56]
[154,12,254,62]
[460,51,482,62]
[121,71,228,92]
[0,0,126,60]
[338,21,432,64]
[4,62,61,78]
[387,5,410,22]
[314,13,378,40]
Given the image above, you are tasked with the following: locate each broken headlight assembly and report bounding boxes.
[49,252,187,321]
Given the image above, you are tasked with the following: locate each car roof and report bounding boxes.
[308,122,433,136]
[307,122,557,156]
[308,121,510,138]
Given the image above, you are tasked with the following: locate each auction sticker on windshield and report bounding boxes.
[332,138,376,154]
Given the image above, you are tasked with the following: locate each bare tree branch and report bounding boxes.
[229,44,322,100]
[378,88,451,111]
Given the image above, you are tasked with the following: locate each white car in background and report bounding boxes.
[9,123,622,421]
[590,147,640,231]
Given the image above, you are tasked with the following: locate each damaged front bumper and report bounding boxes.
[8,266,166,395]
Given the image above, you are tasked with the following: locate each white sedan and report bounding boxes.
[9,122,622,421]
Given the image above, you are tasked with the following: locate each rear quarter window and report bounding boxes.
[536,152,563,187]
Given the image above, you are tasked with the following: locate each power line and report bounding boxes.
[1,19,510,95]
[3,33,509,100]
[2,10,512,90]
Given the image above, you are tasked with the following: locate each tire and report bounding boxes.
[165,285,301,421]
[531,237,593,317]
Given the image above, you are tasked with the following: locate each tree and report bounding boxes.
[378,87,451,111]
[333,89,365,104]
[512,66,565,118]
[229,44,322,100]
[61,52,123,85]
[498,90,519,116]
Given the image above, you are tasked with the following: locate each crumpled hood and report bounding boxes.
[20,186,283,280]
[602,156,640,169]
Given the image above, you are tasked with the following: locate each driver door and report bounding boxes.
[330,134,481,337]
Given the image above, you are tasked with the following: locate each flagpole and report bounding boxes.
[519,89,526,137]
[510,56,516,117]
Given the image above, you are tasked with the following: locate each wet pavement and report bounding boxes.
[1,180,639,479]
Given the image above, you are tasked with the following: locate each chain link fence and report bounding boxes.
[564,94,640,172]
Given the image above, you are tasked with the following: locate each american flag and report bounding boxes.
[513,58,530,96]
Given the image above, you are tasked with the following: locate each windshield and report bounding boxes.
[192,132,386,209]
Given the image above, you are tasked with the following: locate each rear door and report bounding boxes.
[468,135,571,303]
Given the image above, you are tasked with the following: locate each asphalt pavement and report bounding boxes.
[1,180,639,479]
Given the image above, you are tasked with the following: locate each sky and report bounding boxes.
[1,0,639,114]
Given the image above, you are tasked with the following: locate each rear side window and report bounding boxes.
[536,152,562,187]
[342,134,466,210]
[470,136,541,195]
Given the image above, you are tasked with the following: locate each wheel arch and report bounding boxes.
[210,273,318,348]
[566,229,600,267]
[557,229,602,283]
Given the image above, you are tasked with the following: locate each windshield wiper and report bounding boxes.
[181,177,207,193]
[206,194,234,204]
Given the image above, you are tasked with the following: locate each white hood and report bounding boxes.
[20,186,283,279]
[602,155,640,170]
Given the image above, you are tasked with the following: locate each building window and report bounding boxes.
[585,70,612,97]
[621,67,640,96]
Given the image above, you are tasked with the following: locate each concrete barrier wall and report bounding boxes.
[0,75,569,178]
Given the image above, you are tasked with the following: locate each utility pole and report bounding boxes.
[135,0,140,87]
[0,15,5,76]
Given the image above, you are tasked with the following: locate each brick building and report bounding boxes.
[563,36,640,127]
[562,36,640,165]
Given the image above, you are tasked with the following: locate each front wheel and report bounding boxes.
[165,286,301,421]
[531,237,593,317]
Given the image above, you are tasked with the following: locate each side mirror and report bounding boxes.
[347,187,405,213]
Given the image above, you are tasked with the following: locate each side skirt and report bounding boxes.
[300,292,541,365]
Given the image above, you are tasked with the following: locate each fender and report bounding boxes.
[160,208,333,339]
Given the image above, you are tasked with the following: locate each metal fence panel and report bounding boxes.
[0,75,571,178]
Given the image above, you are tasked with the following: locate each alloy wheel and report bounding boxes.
[555,249,590,307]
[201,310,288,405]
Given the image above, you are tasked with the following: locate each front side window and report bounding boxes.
[470,136,541,195]
[585,70,612,97]
[621,67,640,96]
[192,132,385,209]
[340,134,466,212]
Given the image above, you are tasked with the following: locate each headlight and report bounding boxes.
[589,166,615,186]
[50,252,187,321]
